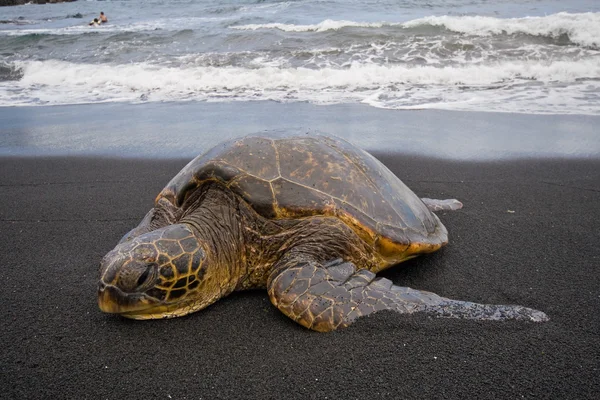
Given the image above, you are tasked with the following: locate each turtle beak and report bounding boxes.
[98,281,184,320]
[97,282,155,314]
[97,283,119,313]
[97,244,159,315]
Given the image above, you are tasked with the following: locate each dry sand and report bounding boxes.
[1,153,599,399]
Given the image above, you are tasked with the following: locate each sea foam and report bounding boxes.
[404,12,600,48]
[0,16,234,36]
[232,12,600,48]
[230,19,391,32]
[2,58,599,115]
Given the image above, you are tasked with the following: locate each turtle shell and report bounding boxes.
[157,133,448,263]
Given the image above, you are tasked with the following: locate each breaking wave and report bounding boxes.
[404,12,600,48]
[232,12,600,48]
[2,59,599,115]
[231,19,394,32]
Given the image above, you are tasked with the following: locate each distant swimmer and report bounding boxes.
[99,12,108,23]
[89,18,100,27]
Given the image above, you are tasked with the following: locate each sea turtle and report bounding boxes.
[98,133,548,332]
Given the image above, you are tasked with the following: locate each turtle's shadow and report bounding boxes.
[378,249,448,288]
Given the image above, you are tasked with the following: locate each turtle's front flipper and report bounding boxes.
[268,258,547,332]
[421,198,463,212]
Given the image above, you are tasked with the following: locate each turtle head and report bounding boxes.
[98,223,221,319]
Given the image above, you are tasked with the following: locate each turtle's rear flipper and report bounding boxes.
[268,258,547,332]
[421,198,463,212]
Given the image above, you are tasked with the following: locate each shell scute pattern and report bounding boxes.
[276,138,375,209]
[229,175,276,218]
[271,177,334,217]
[321,135,439,235]
[223,137,279,180]
[158,134,448,256]
[332,200,379,244]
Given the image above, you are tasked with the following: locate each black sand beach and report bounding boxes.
[1,149,599,398]
[1,102,599,399]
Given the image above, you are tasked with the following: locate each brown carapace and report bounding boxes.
[98,133,547,331]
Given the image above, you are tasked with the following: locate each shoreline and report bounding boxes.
[1,101,599,160]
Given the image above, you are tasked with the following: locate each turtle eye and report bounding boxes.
[136,268,151,288]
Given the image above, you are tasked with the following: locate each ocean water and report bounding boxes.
[1,0,599,115]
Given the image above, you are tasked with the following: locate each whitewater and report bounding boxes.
[1,0,599,115]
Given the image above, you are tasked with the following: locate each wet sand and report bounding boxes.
[2,102,600,160]
[1,153,599,399]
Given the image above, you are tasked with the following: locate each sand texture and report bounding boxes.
[1,154,598,399]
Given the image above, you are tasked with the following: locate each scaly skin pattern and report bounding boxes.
[98,135,549,330]
[99,184,548,329]
[98,224,216,318]
[268,258,548,332]
[99,184,260,318]
[266,222,548,332]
